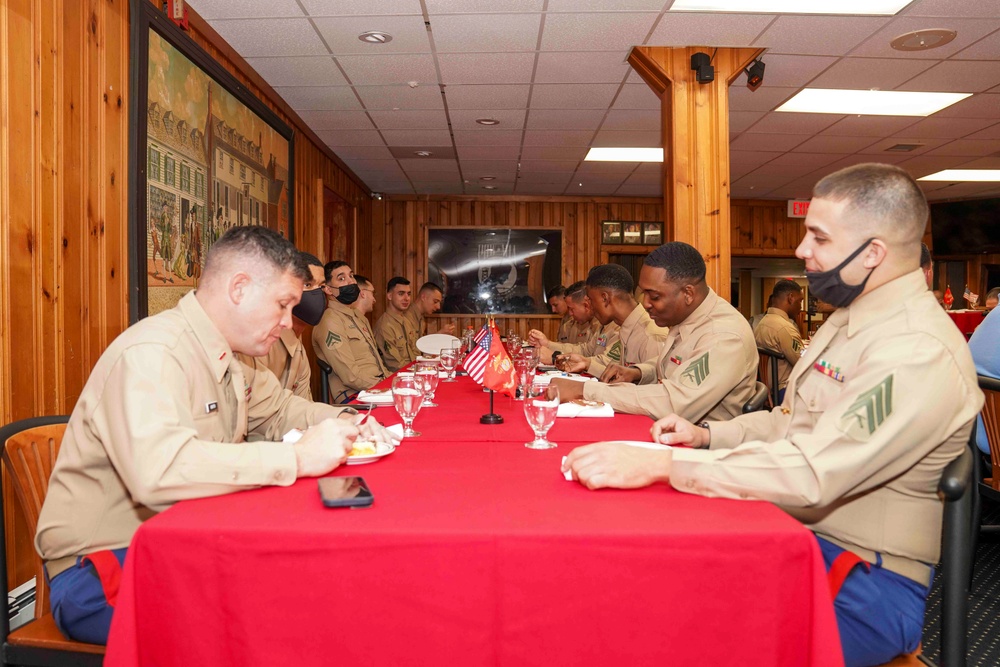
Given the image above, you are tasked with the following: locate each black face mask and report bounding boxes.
[806,238,875,309]
[292,287,326,326]
[334,283,360,305]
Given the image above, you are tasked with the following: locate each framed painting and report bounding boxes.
[601,221,622,245]
[643,222,664,245]
[622,222,643,245]
[128,0,294,320]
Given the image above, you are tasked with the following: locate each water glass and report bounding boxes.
[440,347,458,382]
[523,382,559,449]
[507,329,521,354]
[392,375,425,438]
[513,356,532,401]
[415,359,441,407]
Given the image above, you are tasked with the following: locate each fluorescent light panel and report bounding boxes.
[918,170,1000,182]
[776,89,970,116]
[585,147,663,162]
[668,0,913,15]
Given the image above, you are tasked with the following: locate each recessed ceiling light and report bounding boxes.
[585,147,664,162]
[414,150,433,157]
[358,31,392,44]
[890,29,957,52]
[483,185,497,190]
[776,89,970,116]
[918,170,1000,182]
[479,176,496,181]
[475,118,501,126]
[668,0,912,14]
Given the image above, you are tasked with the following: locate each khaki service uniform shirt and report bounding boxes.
[671,271,983,585]
[586,304,668,378]
[557,315,599,347]
[312,301,388,401]
[374,308,419,372]
[754,307,804,390]
[36,292,350,573]
[585,289,757,421]
[239,328,312,401]
[555,321,621,359]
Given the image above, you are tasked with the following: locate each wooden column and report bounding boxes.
[629,46,763,299]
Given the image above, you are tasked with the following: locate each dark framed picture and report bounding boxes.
[601,221,622,244]
[622,222,643,245]
[643,222,664,245]
[129,0,294,320]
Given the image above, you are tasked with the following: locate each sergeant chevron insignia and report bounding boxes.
[607,341,622,362]
[839,374,894,441]
[680,352,710,388]
[326,331,342,348]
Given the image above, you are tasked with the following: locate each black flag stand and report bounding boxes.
[480,389,503,424]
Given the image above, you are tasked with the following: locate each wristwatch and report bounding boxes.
[696,421,710,448]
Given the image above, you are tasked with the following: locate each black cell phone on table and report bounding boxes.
[318,476,373,508]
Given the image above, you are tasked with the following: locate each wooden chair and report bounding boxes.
[0,415,104,666]
[756,347,783,408]
[741,381,769,414]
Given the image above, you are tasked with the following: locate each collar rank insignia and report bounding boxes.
[839,374,894,441]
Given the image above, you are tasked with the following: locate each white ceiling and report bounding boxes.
[192,0,1000,201]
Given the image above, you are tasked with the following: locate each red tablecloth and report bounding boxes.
[104,375,844,667]
[947,310,985,336]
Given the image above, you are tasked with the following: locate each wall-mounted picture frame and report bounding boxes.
[601,221,622,244]
[622,222,643,245]
[643,222,664,246]
[129,0,294,320]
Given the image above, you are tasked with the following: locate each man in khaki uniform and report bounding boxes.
[312,261,388,403]
[559,243,757,421]
[550,264,667,381]
[754,279,805,403]
[239,252,326,400]
[529,281,600,361]
[354,274,377,318]
[36,227,395,645]
[548,286,573,342]
[374,276,419,372]
[406,281,457,337]
[562,164,984,667]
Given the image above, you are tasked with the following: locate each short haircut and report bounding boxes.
[204,226,309,282]
[386,276,410,293]
[812,163,929,245]
[643,242,707,284]
[354,274,372,288]
[324,260,350,283]
[565,281,588,301]
[987,287,1000,302]
[299,251,323,269]
[547,285,566,300]
[419,281,443,295]
[586,264,634,295]
[771,279,803,300]
[920,242,931,270]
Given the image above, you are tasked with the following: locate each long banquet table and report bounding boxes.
[104,373,844,667]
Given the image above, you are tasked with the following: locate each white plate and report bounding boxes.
[346,442,396,465]
[356,389,395,405]
[416,333,460,355]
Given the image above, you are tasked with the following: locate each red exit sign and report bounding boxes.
[787,200,810,218]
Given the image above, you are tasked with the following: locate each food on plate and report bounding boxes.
[349,441,378,457]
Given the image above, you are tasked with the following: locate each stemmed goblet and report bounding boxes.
[523,381,559,449]
[415,359,441,408]
[392,374,425,438]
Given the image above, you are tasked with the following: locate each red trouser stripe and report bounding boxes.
[82,550,123,608]
[828,550,870,599]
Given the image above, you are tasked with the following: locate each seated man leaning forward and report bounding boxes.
[562,163,984,667]
[35,226,396,645]
[555,242,757,421]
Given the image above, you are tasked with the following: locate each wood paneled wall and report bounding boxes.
[731,199,804,257]
[0,0,369,588]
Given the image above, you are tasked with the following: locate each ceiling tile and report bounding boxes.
[354,84,444,110]
[728,85,797,113]
[244,56,348,87]
[381,129,454,145]
[472,184,516,194]
[296,110,376,130]
[516,172,574,184]
[332,145,395,160]
[515,183,572,195]
[397,158,460,172]
[522,130,593,146]
[520,145,588,160]
[438,53,537,84]
[750,54,838,88]
[729,111,766,133]
[647,12,775,46]
[591,130,661,147]
[517,160,581,172]
[207,19,329,57]
[448,109,527,130]
[733,173,795,190]
[897,60,1000,93]
[534,51,631,84]
[527,109,607,130]
[632,163,661,176]
[457,145,522,160]
[766,152,848,170]
[444,84,531,109]
[196,0,304,19]
[792,135,879,153]
[405,171,462,182]
[426,0,543,11]
[540,12,659,52]
[888,116,997,139]
[615,182,662,196]
[925,139,1000,156]
[819,115,921,137]
[312,15,430,55]
[612,83,660,110]
[933,93,1000,119]
[861,137,951,155]
[461,161,520,178]
[274,86,360,110]
[963,123,1000,141]
[548,0,667,9]
[350,159,405,173]
[575,162,639,175]
[414,183,467,194]
[300,0,424,15]
[368,109,448,129]
[315,130,386,146]
[337,54,438,85]
[896,154,971,176]
[452,129,524,145]
[600,109,660,132]
[431,13,541,52]
[955,156,1000,169]
[951,29,1000,60]
[902,0,1000,19]
[851,17,998,59]
[808,57,937,90]
[532,83,621,109]
[749,112,844,135]
[729,151,783,171]
[730,133,811,152]
[755,16,888,56]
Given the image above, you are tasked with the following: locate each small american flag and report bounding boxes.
[462,324,492,384]
[964,286,979,305]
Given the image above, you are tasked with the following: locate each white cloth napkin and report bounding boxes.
[357,390,394,404]
[532,373,596,386]
[556,401,614,418]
